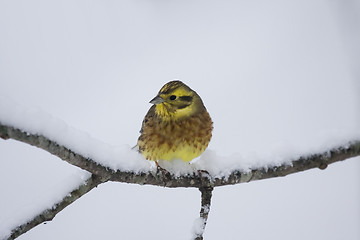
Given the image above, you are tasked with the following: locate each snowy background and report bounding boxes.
[1,0,360,239]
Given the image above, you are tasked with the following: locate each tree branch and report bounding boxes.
[193,187,214,240]
[1,123,359,189]
[1,122,360,240]
[6,174,106,240]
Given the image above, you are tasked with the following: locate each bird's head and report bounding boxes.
[150,80,205,120]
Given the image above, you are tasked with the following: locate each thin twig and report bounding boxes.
[5,174,106,240]
[194,187,214,240]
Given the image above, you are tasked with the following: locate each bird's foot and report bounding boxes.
[155,161,169,182]
[197,169,211,182]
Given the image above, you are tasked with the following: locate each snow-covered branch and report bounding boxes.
[6,174,105,240]
[1,122,360,189]
[1,122,360,240]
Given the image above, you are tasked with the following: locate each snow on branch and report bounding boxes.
[5,174,106,240]
[1,122,360,188]
[1,121,360,240]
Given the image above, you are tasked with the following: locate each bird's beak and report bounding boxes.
[149,95,164,105]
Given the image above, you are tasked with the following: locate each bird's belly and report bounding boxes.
[155,144,203,162]
[138,111,212,162]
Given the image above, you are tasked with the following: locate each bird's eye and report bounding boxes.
[169,95,176,100]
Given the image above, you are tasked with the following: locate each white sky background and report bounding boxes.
[0,0,360,239]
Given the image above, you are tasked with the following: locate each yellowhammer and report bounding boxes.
[137,80,213,163]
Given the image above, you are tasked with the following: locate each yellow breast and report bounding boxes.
[137,109,213,162]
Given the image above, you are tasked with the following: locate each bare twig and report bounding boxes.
[5,174,106,240]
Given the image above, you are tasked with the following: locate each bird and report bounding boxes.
[137,80,213,164]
